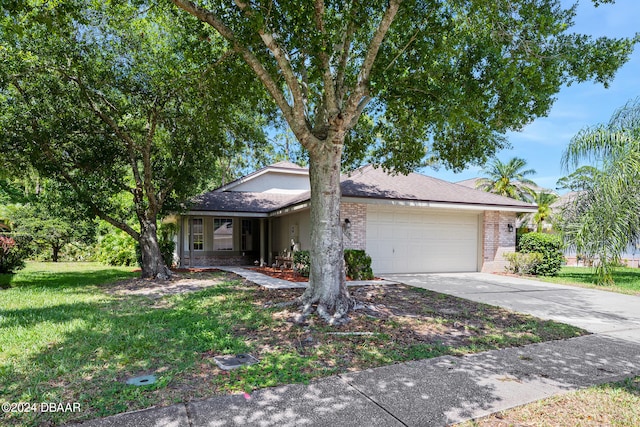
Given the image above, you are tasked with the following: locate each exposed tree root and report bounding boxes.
[296,292,357,325]
[263,292,363,325]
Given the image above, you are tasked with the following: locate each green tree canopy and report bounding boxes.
[172,0,637,322]
[5,180,96,262]
[555,165,600,192]
[0,1,269,278]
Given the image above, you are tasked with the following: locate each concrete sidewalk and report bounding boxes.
[74,273,640,427]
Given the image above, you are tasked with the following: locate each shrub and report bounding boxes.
[293,250,310,277]
[158,223,177,268]
[518,232,564,276]
[159,239,175,268]
[292,249,374,280]
[504,252,544,275]
[96,230,138,266]
[344,249,374,280]
[0,234,30,274]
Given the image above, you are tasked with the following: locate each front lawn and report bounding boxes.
[1,262,586,426]
[535,266,640,295]
[459,376,640,427]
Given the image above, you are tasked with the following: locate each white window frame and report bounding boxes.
[213,218,234,251]
[191,218,204,251]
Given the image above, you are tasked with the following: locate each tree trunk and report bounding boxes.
[52,244,60,262]
[138,219,172,280]
[300,141,354,324]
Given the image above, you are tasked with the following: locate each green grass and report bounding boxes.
[0,262,585,426]
[535,266,640,295]
[0,263,277,426]
[459,376,640,426]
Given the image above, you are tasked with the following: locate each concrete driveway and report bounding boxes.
[381,272,640,343]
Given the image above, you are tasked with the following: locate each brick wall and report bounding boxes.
[340,202,366,250]
[181,253,257,267]
[481,211,516,273]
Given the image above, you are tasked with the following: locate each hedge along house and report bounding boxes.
[174,161,537,273]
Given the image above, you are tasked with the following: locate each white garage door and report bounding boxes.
[366,206,480,274]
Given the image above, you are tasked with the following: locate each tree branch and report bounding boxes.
[171,0,319,152]
[314,0,338,118]
[233,0,309,125]
[335,20,356,107]
[64,72,145,199]
[40,142,141,240]
[11,78,141,239]
[142,105,159,216]
[343,0,401,126]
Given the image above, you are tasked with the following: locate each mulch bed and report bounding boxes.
[249,266,382,282]
[250,266,309,282]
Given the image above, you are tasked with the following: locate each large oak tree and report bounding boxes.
[0,1,268,278]
[171,0,636,323]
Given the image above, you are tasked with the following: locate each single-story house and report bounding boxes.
[172,161,537,274]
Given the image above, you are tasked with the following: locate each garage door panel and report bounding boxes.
[366,206,479,274]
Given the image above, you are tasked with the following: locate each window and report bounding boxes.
[213,218,233,251]
[191,218,203,251]
[241,219,252,251]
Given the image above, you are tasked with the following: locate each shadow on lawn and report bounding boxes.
[6,268,138,290]
[1,284,262,426]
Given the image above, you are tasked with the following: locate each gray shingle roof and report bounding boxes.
[189,191,309,213]
[341,165,536,209]
[188,164,536,214]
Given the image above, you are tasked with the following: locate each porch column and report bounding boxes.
[259,218,266,267]
[267,218,273,265]
[188,217,194,268]
[178,217,184,267]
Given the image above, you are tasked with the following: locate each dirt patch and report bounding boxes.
[234,280,584,364]
[105,269,226,298]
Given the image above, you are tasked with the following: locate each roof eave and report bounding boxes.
[183,210,269,218]
[341,196,538,213]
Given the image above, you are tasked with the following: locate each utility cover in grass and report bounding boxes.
[125,375,157,386]
[214,353,259,370]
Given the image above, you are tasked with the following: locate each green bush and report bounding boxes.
[158,223,177,268]
[344,249,374,280]
[518,232,564,276]
[504,252,544,275]
[293,250,310,277]
[96,230,138,267]
[0,234,30,274]
[292,249,374,280]
[59,242,96,262]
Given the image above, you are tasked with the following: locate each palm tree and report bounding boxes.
[527,190,559,232]
[561,98,640,285]
[476,157,538,201]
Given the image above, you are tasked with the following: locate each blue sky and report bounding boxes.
[428,0,640,192]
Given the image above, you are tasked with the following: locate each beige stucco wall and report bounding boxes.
[481,211,517,273]
[272,209,311,255]
[231,171,310,193]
